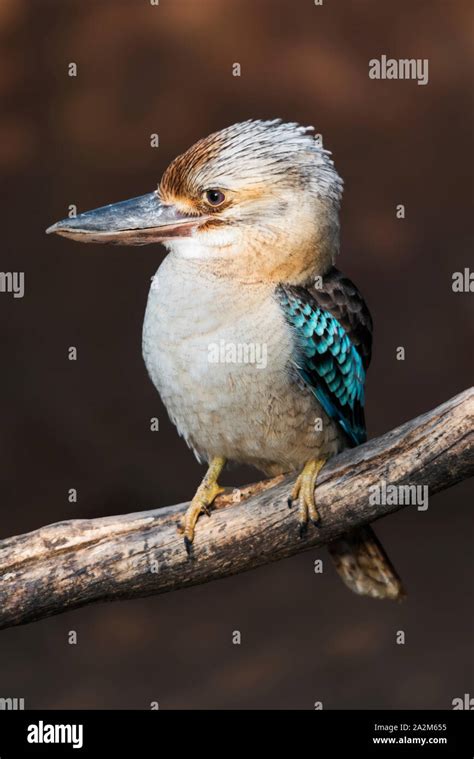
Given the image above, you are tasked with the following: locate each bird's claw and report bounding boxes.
[180,458,226,555]
[184,535,194,558]
[289,458,326,537]
[298,521,308,538]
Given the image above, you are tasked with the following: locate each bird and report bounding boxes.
[47,119,404,600]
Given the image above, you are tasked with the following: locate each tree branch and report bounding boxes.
[0,388,472,630]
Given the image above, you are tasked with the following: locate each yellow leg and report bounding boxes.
[182,456,226,555]
[288,458,327,536]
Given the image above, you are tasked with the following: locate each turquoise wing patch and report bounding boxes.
[277,284,367,447]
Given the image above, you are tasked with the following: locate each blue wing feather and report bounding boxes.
[277,280,369,447]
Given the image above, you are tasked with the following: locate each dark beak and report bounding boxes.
[46,192,205,245]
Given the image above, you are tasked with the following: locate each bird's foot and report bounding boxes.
[288,458,327,536]
[179,456,226,556]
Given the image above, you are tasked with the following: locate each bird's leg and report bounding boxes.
[181,456,226,555]
[288,458,327,536]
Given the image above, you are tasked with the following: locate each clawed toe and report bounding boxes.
[289,458,326,537]
[180,456,226,554]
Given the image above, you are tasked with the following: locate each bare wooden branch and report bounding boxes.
[0,388,472,630]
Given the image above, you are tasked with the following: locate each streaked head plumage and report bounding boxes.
[160,118,343,211]
[158,119,343,282]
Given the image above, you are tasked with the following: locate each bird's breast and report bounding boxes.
[142,254,341,470]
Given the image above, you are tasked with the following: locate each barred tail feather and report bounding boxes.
[328,525,406,600]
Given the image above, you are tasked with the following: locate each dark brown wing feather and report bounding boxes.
[309,266,373,370]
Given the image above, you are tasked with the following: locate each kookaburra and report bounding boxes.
[47,119,404,600]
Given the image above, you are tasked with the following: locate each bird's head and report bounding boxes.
[47,119,343,284]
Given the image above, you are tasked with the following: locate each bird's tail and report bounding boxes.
[328,525,406,600]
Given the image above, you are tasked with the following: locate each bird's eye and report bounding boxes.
[204,189,226,207]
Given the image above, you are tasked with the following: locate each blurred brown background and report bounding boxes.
[0,0,473,709]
